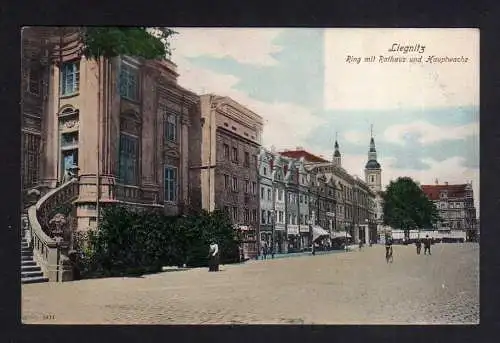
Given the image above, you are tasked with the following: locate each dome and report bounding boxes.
[365,159,381,169]
[334,150,341,157]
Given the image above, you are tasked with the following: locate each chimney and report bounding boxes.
[444,181,448,186]
[435,178,439,185]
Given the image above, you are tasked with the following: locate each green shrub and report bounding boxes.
[74,206,241,278]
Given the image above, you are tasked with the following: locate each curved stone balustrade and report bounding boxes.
[27,179,79,282]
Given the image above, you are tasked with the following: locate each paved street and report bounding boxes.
[22,243,479,324]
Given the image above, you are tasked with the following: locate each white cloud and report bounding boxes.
[171,28,284,66]
[172,56,326,153]
[324,28,479,110]
[383,121,479,145]
[344,130,367,144]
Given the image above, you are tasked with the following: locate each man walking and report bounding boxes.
[423,235,432,255]
[416,239,422,255]
[208,241,219,272]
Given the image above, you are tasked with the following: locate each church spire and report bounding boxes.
[333,132,341,166]
[368,124,377,161]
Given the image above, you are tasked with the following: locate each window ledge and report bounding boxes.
[60,92,80,99]
[121,96,141,104]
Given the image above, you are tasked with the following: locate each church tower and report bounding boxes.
[364,125,382,192]
[332,133,342,166]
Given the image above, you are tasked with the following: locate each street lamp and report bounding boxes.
[271,179,276,259]
[345,220,348,252]
[365,218,370,246]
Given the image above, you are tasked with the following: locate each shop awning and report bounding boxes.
[331,231,352,239]
[312,225,330,242]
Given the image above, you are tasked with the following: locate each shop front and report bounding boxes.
[238,225,258,260]
[299,225,310,250]
[287,225,300,252]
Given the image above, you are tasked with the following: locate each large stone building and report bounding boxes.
[190,94,263,257]
[22,27,199,282]
[421,180,478,240]
[280,137,377,244]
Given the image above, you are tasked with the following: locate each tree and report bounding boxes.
[383,177,439,238]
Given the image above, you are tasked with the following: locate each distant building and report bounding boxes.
[191,94,263,257]
[421,180,478,239]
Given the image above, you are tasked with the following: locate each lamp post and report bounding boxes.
[345,220,348,252]
[365,218,369,246]
[271,179,276,259]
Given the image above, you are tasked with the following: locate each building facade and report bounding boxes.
[281,138,377,245]
[22,28,199,232]
[192,94,263,256]
[421,180,478,240]
[363,131,384,242]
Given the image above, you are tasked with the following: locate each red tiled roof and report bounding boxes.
[279,150,329,163]
[421,184,467,201]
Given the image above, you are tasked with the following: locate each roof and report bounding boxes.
[279,150,329,163]
[421,184,468,201]
[365,160,381,169]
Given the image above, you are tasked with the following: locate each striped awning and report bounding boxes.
[331,231,352,239]
[312,225,330,241]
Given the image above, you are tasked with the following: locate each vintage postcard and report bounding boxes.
[21,27,479,324]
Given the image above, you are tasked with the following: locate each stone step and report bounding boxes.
[21,255,34,261]
[21,250,33,257]
[21,270,43,278]
[21,260,36,266]
[21,276,49,284]
[21,265,40,272]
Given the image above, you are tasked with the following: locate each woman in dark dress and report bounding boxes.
[208,241,219,272]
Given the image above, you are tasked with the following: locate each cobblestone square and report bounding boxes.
[22,243,479,324]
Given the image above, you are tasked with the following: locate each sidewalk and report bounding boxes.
[252,247,357,261]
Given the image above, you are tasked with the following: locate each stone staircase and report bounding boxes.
[21,237,48,284]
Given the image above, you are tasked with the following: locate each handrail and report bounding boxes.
[27,178,79,282]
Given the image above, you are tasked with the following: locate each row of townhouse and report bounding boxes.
[257,134,382,254]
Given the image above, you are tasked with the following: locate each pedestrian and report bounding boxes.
[208,241,219,272]
[423,235,432,255]
[416,239,422,255]
[263,242,268,260]
[312,242,316,256]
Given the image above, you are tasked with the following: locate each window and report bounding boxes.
[245,180,249,193]
[232,147,238,162]
[267,189,271,201]
[60,61,80,96]
[244,209,250,223]
[371,175,374,183]
[252,182,257,194]
[278,189,283,201]
[164,166,177,202]
[305,215,308,224]
[223,144,229,158]
[278,211,284,223]
[244,152,250,167]
[165,114,177,142]
[267,211,272,223]
[118,134,138,185]
[261,187,265,199]
[263,167,267,175]
[305,196,308,204]
[261,210,266,224]
[224,174,230,189]
[119,62,139,100]
[28,67,41,95]
[224,206,230,215]
[60,132,78,148]
[252,209,257,222]
[300,195,303,203]
[232,177,238,191]
[253,155,257,167]
[232,207,238,221]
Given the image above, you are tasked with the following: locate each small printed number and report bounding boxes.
[43,314,55,320]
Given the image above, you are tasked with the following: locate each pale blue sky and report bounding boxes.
[170,28,479,209]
